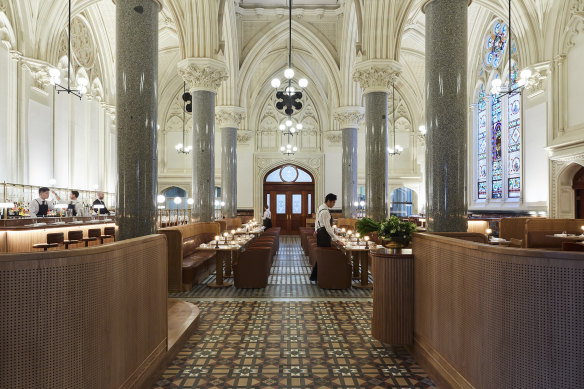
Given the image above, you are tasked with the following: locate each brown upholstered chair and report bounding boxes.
[32,232,63,251]
[562,242,584,251]
[104,226,116,241]
[314,246,352,289]
[233,247,272,288]
[89,228,112,244]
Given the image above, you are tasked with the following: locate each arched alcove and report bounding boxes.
[162,186,188,210]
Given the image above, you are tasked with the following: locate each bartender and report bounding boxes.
[93,191,110,215]
[262,205,272,230]
[309,193,343,282]
[29,187,60,217]
[67,190,83,216]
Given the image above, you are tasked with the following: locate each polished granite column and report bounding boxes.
[354,61,401,222]
[424,0,468,232]
[334,107,364,218]
[216,107,245,219]
[116,0,160,240]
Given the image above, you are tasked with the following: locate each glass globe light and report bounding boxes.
[359,201,365,206]
[287,144,292,149]
[79,86,87,95]
[280,146,285,151]
[279,124,286,131]
[285,120,293,127]
[285,86,295,95]
[520,69,532,80]
[187,198,194,205]
[419,125,426,135]
[298,78,308,88]
[290,128,296,133]
[175,143,183,151]
[296,123,303,130]
[284,68,294,79]
[157,195,165,203]
[221,201,225,206]
[174,197,182,204]
[353,201,359,207]
[292,146,298,152]
[271,78,281,88]
[49,68,60,77]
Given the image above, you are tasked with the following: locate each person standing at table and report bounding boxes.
[67,190,83,216]
[29,187,61,217]
[262,204,272,230]
[309,193,343,281]
[93,191,110,215]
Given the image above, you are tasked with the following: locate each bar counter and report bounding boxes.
[0,217,116,252]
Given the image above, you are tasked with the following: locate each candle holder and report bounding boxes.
[215,235,220,248]
[364,235,370,249]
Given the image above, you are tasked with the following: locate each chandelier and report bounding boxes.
[175,82,192,154]
[388,82,403,156]
[49,0,87,99]
[489,0,532,97]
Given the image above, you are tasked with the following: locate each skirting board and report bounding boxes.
[407,333,475,389]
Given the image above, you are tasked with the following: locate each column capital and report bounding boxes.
[572,0,584,20]
[215,106,246,128]
[333,106,365,128]
[177,57,228,93]
[353,59,402,94]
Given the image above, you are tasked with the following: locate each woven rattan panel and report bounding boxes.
[0,235,167,388]
[414,235,584,389]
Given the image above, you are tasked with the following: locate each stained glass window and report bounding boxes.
[491,94,503,199]
[485,22,508,69]
[508,92,521,198]
[276,194,286,214]
[292,194,302,214]
[477,84,487,199]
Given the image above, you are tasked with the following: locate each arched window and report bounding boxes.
[265,165,313,183]
[474,19,522,203]
[163,186,187,210]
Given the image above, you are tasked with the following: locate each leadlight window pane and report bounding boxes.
[266,170,283,182]
[281,166,298,182]
[296,170,312,182]
[491,94,503,199]
[276,194,286,214]
[508,92,521,198]
[308,194,311,215]
[292,194,302,214]
[477,84,487,199]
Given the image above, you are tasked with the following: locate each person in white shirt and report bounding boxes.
[29,187,60,217]
[262,205,272,229]
[67,190,83,216]
[310,193,343,281]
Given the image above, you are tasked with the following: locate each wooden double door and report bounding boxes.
[265,184,314,235]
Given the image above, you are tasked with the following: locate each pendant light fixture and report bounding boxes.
[175,82,192,154]
[49,0,87,99]
[490,0,532,96]
[388,82,403,156]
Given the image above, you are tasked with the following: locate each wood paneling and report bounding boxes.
[370,249,414,345]
[0,234,168,389]
[411,233,584,389]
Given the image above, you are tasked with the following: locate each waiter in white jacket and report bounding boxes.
[309,193,343,281]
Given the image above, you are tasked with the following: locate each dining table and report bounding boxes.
[335,239,384,289]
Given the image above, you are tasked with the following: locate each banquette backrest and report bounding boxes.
[499,217,534,241]
[524,218,584,249]
[218,217,243,233]
[429,232,489,244]
[158,222,220,292]
[337,218,357,230]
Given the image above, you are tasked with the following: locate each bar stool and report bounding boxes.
[103,226,116,242]
[33,232,63,251]
[69,230,97,247]
[88,228,111,244]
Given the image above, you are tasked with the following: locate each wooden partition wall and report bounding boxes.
[411,233,584,389]
[0,235,168,388]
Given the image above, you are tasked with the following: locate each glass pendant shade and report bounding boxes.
[284,68,294,79]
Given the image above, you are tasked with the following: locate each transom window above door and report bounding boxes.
[265,165,313,183]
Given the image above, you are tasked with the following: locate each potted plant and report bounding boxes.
[355,217,381,237]
[377,215,417,249]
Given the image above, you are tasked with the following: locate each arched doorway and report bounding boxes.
[264,165,315,235]
[573,167,584,218]
[162,186,187,210]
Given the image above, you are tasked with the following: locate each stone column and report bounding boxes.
[424,0,468,232]
[216,107,245,218]
[334,107,364,218]
[178,58,228,222]
[353,60,402,221]
[116,0,160,240]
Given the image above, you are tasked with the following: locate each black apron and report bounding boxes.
[67,202,77,216]
[263,217,272,229]
[316,209,333,247]
[36,200,48,217]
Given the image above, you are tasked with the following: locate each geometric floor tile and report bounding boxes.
[153,300,437,388]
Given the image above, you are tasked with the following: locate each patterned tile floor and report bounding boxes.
[155,236,436,388]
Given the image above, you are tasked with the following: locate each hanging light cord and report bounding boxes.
[393,82,396,150]
[287,0,293,104]
[182,81,186,146]
[67,0,71,91]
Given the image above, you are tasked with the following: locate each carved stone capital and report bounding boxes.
[525,62,551,99]
[237,130,253,144]
[20,57,52,89]
[352,59,402,94]
[215,106,246,128]
[177,57,228,93]
[325,131,343,145]
[572,0,584,20]
[333,106,364,128]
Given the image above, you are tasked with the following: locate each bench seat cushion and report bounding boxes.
[182,251,216,287]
